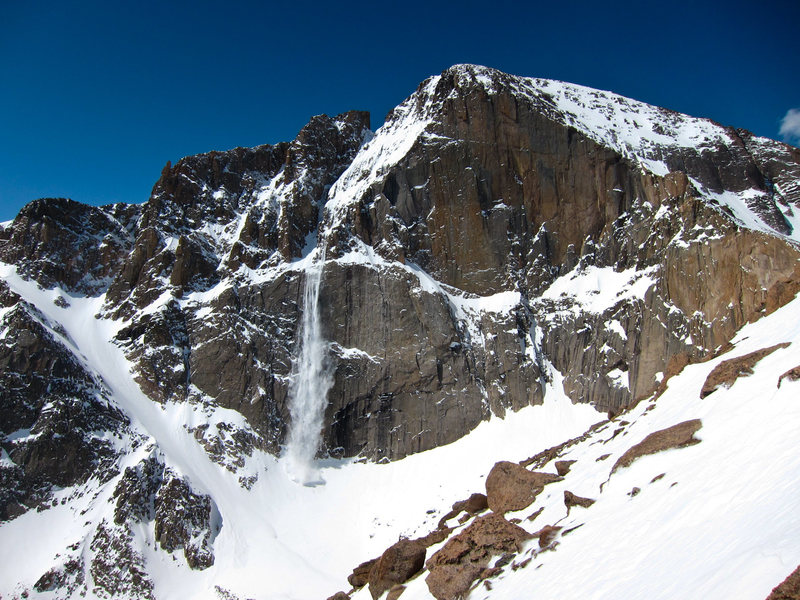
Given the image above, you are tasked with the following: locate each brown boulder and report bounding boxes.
[534,525,562,548]
[612,419,702,474]
[555,460,576,476]
[348,558,377,588]
[425,513,532,600]
[485,461,562,513]
[368,539,426,600]
[564,490,595,510]
[327,593,350,600]
[701,344,789,398]
[766,564,800,599]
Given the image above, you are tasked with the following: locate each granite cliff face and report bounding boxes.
[1,64,799,598]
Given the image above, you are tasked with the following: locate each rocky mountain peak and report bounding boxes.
[1,65,799,599]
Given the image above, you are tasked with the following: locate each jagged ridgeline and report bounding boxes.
[1,65,800,593]
[5,65,799,464]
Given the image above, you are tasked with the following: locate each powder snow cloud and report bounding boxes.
[779,108,800,144]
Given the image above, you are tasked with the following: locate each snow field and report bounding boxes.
[385,294,800,600]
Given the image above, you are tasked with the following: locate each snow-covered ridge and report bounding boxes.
[323,76,441,234]
[443,63,800,242]
[447,63,729,175]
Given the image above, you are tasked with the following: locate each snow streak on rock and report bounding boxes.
[285,248,332,485]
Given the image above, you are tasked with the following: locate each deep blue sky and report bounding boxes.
[1,0,798,222]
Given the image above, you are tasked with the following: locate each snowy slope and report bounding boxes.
[0,263,602,600]
[2,255,799,599]
[349,294,800,600]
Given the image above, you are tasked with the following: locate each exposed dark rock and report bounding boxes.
[90,521,155,600]
[701,344,790,397]
[611,419,703,474]
[0,198,139,295]
[778,366,800,388]
[438,493,488,527]
[367,538,426,600]
[425,513,532,600]
[153,471,219,570]
[520,421,607,469]
[554,460,576,476]
[564,490,595,509]
[0,300,129,521]
[415,527,453,548]
[34,558,83,595]
[4,67,799,468]
[327,593,351,600]
[113,457,164,525]
[485,461,562,513]
[386,584,407,600]
[534,524,562,548]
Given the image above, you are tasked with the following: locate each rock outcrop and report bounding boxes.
[425,514,532,600]
[485,461,562,513]
[701,343,790,397]
[778,366,800,388]
[367,538,427,599]
[564,490,595,510]
[611,419,703,474]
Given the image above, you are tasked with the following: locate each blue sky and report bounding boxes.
[1,0,798,222]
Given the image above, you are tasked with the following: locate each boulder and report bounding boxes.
[778,366,800,388]
[425,513,532,600]
[701,344,790,397]
[347,558,377,588]
[555,460,576,476]
[564,490,595,509]
[437,493,488,527]
[485,461,562,513]
[534,525,562,548]
[368,539,426,600]
[612,420,702,474]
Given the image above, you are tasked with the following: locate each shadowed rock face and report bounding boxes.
[0,282,130,521]
[0,198,140,295]
[2,65,800,472]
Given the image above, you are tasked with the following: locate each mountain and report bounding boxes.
[1,64,799,599]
